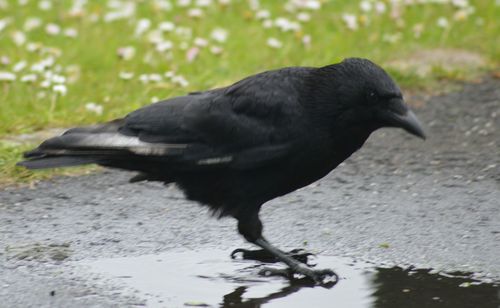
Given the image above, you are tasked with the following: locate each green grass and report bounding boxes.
[0,0,499,184]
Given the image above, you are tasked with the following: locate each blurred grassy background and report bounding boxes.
[0,0,498,184]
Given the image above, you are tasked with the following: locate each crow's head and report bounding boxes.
[317,58,426,139]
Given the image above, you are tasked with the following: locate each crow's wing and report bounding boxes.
[120,67,313,168]
[19,67,313,170]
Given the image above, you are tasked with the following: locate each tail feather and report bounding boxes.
[17,156,99,169]
[17,119,186,171]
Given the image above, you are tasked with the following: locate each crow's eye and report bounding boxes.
[367,91,377,100]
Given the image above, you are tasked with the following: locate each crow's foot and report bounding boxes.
[231,248,314,265]
[258,265,338,287]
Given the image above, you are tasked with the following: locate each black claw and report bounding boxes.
[290,251,315,266]
[258,267,290,278]
[258,266,338,287]
[230,248,246,259]
[230,248,279,262]
[230,248,315,265]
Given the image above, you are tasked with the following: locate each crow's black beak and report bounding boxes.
[396,109,426,139]
[380,100,426,139]
[391,109,425,140]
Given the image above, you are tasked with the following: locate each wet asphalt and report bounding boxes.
[0,78,499,307]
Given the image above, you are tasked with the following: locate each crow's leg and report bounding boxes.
[231,248,314,265]
[253,238,337,285]
[235,211,337,286]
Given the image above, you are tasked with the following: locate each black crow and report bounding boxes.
[18,58,425,285]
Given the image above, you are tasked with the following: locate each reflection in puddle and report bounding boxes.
[81,249,499,307]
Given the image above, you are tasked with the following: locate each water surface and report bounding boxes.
[82,249,500,307]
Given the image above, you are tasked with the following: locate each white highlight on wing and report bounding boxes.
[74,133,186,156]
[197,156,233,165]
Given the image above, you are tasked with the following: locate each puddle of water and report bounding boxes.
[81,249,500,308]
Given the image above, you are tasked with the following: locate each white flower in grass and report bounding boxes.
[52,74,66,84]
[13,61,27,72]
[188,8,203,18]
[119,71,134,80]
[0,56,10,66]
[42,47,62,57]
[175,27,192,39]
[382,33,402,44]
[85,102,103,115]
[194,37,209,47]
[211,28,228,43]
[54,65,63,73]
[139,74,150,83]
[210,45,223,55]
[275,17,300,32]
[148,29,164,44]
[303,0,321,10]
[156,40,173,52]
[104,2,136,23]
[64,28,78,38]
[164,71,175,78]
[21,74,37,83]
[267,37,282,49]
[172,75,189,87]
[196,0,212,6]
[154,0,172,11]
[454,10,468,21]
[135,18,151,37]
[452,0,469,8]
[117,46,136,60]
[143,51,154,64]
[149,74,163,82]
[31,57,55,72]
[43,57,56,67]
[26,42,40,52]
[46,23,61,35]
[375,1,386,14]
[360,1,372,12]
[31,63,43,73]
[302,34,311,47]
[43,70,53,80]
[19,0,29,5]
[437,17,449,28]
[219,0,230,5]
[159,21,175,32]
[39,0,52,10]
[342,14,358,30]
[24,17,42,31]
[297,12,310,22]
[69,0,87,16]
[248,0,259,10]
[186,47,200,62]
[40,79,51,88]
[53,84,67,96]
[0,18,11,33]
[12,31,26,46]
[256,10,270,19]
[262,19,273,28]
[0,71,15,81]
[177,0,191,7]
